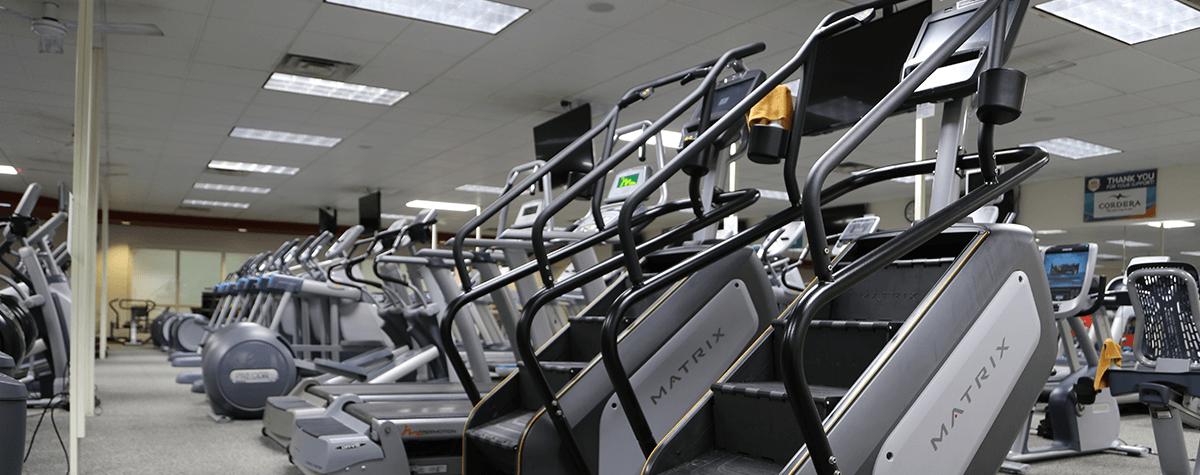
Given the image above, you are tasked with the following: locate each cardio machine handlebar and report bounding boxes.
[450,42,765,292]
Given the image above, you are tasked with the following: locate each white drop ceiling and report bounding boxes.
[0,0,1199,243]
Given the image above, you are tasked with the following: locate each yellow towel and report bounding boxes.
[1094,338,1123,390]
[748,85,794,130]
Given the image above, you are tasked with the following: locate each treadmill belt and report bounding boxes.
[344,399,475,421]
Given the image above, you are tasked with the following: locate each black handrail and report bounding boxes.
[449,54,741,292]
[804,0,1005,283]
[603,197,797,456]
[510,189,759,474]
[614,10,875,289]
[439,190,753,403]
[440,199,691,403]
[781,148,1045,475]
[533,42,767,289]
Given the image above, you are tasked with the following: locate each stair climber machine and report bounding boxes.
[0,184,73,407]
[1002,243,1147,473]
[261,209,528,447]
[198,227,407,421]
[603,1,1069,474]
[1106,260,1200,475]
[284,46,768,475]
[446,45,791,475]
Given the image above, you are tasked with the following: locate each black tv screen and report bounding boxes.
[801,3,930,136]
[358,192,381,234]
[318,207,337,235]
[533,104,594,189]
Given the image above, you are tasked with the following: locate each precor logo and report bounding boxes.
[229,368,279,383]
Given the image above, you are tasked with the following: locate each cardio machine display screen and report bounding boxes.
[617,173,640,188]
[1044,251,1088,299]
[521,205,539,217]
[712,80,756,117]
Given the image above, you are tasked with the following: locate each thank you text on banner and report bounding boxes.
[1084,168,1156,222]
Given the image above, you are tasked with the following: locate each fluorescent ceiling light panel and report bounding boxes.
[1106,239,1153,248]
[229,127,341,147]
[381,213,417,221]
[1182,251,1200,257]
[1022,137,1120,160]
[207,160,300,176]
[1035,229,1067,235]
[0,166,17,175]
[1035,0,1200,45]
[1097,253,1124,260]
[193,182,272,194]
[455,184,507,194]
[0,203,10,208]
[264,73,409,105]
[617,129,683,147]
[406,199,479,212]
[326,0,528,34]
[182,199,250,209]
[1141,220,1195,229]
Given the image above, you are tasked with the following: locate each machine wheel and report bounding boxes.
[200,322,297,419]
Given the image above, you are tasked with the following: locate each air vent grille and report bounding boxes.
[274,54,360,81]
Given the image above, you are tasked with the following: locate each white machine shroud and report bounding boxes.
[874,271,1041,474]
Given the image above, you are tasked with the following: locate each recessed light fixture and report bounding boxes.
[1036,229,1067,235]
[207,160,300,176]
[193,182,272,194]
[229,127,341,147]
[263,73,410,106]
[0,203,10,208]
[1106,239,1153,248]
[381,213,417,221]
[1182,251,1200,257]
[617,129,683,147]
[406,199,479,212]
[325,0,528,34]
[1022,137,1120,160]
[1035,0,1200,45]
[120,221,131,225]
[587,2,615,12]
[1141,220,1195,229]
[238,228,248,233]
[0,166,17,175]
[1097,253,1124,260]
[455,184,507,194]
[183,199,251,209]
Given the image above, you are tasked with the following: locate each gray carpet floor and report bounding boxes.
[19,345,1196,474]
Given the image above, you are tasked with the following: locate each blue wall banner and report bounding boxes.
[1084,168,1156,222]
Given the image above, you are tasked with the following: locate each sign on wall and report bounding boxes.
[1084,168,1157,222]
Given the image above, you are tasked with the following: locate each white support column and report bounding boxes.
[85,48,101,417]
[68,0,96,471]
[99,180,109,359]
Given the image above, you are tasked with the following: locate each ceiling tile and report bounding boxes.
[623,3,740,44]
[209,0,320,29]
[289,30,387,66]
[303,3,412,44]
[1069,49,1200,93]
[389,21,493,57]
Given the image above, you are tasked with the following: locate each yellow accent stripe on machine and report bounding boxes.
[785,231,989,474]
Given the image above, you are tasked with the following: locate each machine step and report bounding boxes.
[464,410,537,475]
[660,449,783,475]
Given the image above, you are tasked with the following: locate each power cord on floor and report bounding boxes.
[24,389,69,473]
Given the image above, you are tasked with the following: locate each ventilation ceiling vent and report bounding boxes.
[274,54,360,81]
